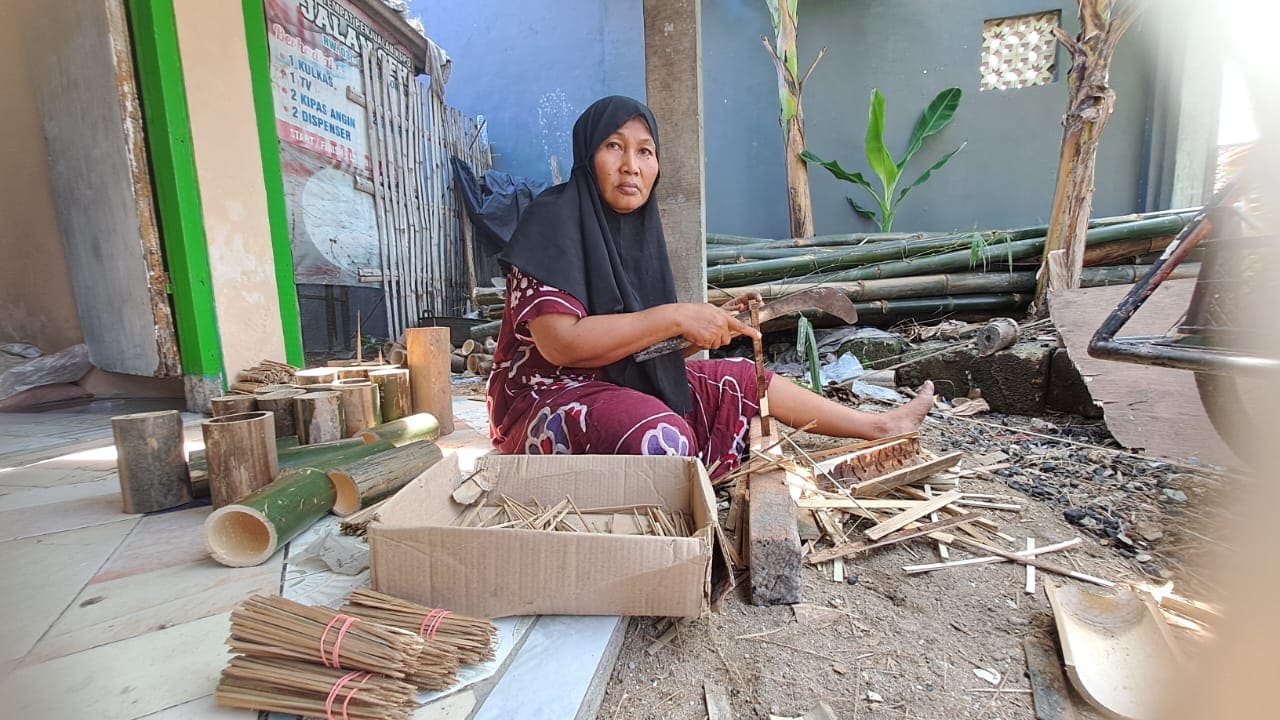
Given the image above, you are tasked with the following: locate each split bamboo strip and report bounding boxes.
[901,537,1082,574]
[344,588,498,664]
[215,655,417,720]
[362,50,395,337]
[228,594,426,678]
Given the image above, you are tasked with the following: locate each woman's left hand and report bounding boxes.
[720,292,764,316]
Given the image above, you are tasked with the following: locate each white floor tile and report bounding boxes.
[0,612,232,720]
[0,491,136,542]
[0,518,136,662]
[137,693,254,719]
[0,475,120,512]
[94,506,213,583]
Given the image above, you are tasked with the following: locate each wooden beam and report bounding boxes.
[746,418,802,605]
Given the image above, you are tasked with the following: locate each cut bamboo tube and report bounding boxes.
[450,354,466,373]
[253,383,299,395]
[369,368,412,422]
[976,318,1019,356]
[330,379,382,437]
[457,339,477,355]
[343,588,498,664]
[465,353,493,375]
[294,390,344,445]
[210,394,257,417]
[294,367,339,385]
[202,411,278,509]
[278,438,396,472]
[112,410,190,513]
[405,327,454,435]
[327,440,443,513]
[255,388,307,439]
[204,467,358,567]
[359,412,441,446]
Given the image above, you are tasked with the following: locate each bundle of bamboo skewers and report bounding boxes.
[460,494,693,537]
[343,588,498,665]
[216,656,418,720]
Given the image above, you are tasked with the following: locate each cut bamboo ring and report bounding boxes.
[253,383,300,395]
[295,367,340,385]
[209,394,257,417]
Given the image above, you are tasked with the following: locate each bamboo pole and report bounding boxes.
[112,410,190,513]
[327,440,444,512]
[362,49,396,340]
[204,467,357,567]
[202,411,278,509]
[294,390,344,445]
[277,438,396,473]
[358,413,442,446]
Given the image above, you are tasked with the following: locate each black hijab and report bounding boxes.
[499,96,689,413]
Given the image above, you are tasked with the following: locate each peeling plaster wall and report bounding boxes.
[172,0,286,379]
[0,0,83,353]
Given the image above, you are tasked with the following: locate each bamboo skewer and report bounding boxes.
[343,588,498,665]
[215,656,417,720]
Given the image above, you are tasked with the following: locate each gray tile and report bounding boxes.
[0,491,136,542]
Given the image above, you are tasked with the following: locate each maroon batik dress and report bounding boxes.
[485,268,768,480]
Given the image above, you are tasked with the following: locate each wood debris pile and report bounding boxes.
[231,359,298,393]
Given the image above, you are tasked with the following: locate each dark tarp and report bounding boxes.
[451,157,550,257]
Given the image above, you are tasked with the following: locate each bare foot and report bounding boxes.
[877,380,934,436]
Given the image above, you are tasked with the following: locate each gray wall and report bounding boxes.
[413,0,1159,238]
[411,0,645,182]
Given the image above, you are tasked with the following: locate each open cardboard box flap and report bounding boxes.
[368,454,723,617]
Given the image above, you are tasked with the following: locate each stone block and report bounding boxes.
[969,341,1055,415]
[1045,348,1104,418]
[835,328,908,369]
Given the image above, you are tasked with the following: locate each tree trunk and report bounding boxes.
[294,390,344,445]
[1035,0,1144,312]
[201,410,278,509]
[763,1,819,239]
[112,410,191,513]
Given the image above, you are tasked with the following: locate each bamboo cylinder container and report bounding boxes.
[203,468,359,566]
[294,367,339,386]
[466,353,493,376]
[255,388,307,439]
[404,327,454,435]
[253,383,300,395]
[327,440,443,513]
[369,368,412,422]
[201,411,278,509]
[210,395,257,417]
[111,410,191,513]
[293,390,344,445]
[330,379,382,437]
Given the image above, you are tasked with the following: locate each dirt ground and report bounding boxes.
[448,365,1231,720]
[596,405,1232,720]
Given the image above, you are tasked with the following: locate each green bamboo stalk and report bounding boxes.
[276,438,395,471]
[706,233,777,245]
[204,467,337,567]
[853,293,1033,322]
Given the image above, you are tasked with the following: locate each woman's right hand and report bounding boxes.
[673,302,760,350]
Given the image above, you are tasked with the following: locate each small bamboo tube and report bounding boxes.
[326,440,444,513]
[976,317,1019,356]
[210,395,257,417]
[294,390,344,445]
[450,354,466,373]
[112,410,190,513]
[253,383,300,395]
[368,368,412,422]
[343,588,498,664]
[204,467,359,567]
[358,413,441,446]
[227,595,426,678]
[404,327,454,435]
[330,379,382,437]
[202,411,278,509]
[215,655,417,720]
[295,367,340,386]
[465,353,493,375]
[255,388,307,439]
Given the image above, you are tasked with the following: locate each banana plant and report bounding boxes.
[796,315,821,394]
[802,87,965,232]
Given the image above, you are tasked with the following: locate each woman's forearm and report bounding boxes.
[529,305,685,368]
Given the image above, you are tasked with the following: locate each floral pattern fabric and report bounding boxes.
[486,269,767,479]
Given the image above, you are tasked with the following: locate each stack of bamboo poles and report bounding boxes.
[216,593,494,718]
[467,209,1204,332]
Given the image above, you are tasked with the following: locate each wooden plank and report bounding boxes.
[902,537,1082,574]
[28,0,178,377]
[864,490,962,540]
[849,452,964,497]
[746,418,802,605]
[1025,538,1038,594]
[1022,636,1080,720]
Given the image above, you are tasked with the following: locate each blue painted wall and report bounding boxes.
[410,1,1159,239]
[411,0,644,182]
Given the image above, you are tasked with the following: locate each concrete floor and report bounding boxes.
[0,396,623,719]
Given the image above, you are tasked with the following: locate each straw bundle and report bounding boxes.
[344,588,498,664]
[215,656,416,720]
[228,595,424,679]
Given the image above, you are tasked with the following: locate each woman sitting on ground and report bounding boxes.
[486,95,932,478]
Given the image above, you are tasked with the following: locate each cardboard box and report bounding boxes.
[367,453,725,618]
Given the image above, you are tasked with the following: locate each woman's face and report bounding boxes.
[592,116,658,214]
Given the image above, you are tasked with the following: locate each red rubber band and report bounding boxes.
[320,614,360,668]
[340,672,373,720]
[418,609,452,640]
[324,670,363,719]
[426,610,452,640]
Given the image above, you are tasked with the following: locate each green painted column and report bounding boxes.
[241,0,305,367]
[127,0,225,401]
